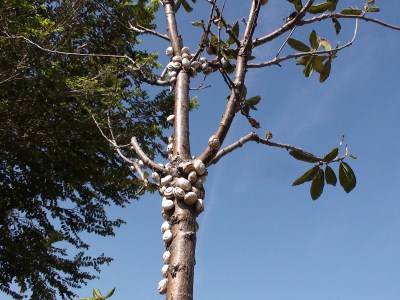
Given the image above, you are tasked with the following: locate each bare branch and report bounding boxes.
[248,20,358,69]
[130,137,166,174]
[129,23,170,41]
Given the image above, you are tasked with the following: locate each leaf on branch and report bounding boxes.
[227,21,239,46]
[307,3,332,14]
[289,149,320,163]
[340,8,363,15]
[180,0,194,12]
[319,38,332,51]
[366,7,380,13]
[245,96,261,110]
[339,162,357,193]
[319,59,331,82]
[288,38,311,52]
[310,168,325,200]
[93,288,102,298]
[332,18,341,34]
[191,21,204,27]
[287,0,303,12]
[325,165,337,186]
[292,165,320,186]
[303,55,316,77]
[327,0,339,11]
[309,30,319,50]
[313,55,328,73]
[323,147,339,162]
[367,0,376,6]
[248,117,260,128]
[104,287,116,299]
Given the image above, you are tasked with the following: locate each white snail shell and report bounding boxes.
[168,70,177,78]
[161,209,170,220]
[159,186,167,195]
[166,62,175,71]
[167,143,173,153]
[165,46,173,56]
[181,46,190,55]
[158,278,168,294]
[208,135,220,149]
[161,264,169,277]
[194,160,206,175]
[167,114,175,123]
[187,171,197,184]
[182,58,191,69]
[176,177,192,192]
[182,52,191,60]
[196,198,204,213]
[163,186,175,198]
[184,191,198,205]
[163,251,171,264]
[161,175,173,186]
[162,230,173,242]
[191,61,201,70]
[172,62,182,70]
[169,76,177,83]
[172,55,182,62]
[168,135,174,143]
[181,161,194,174]
[138,160,145,168]
[162,198,174,210]
[161,221,171,233]
[152,172,161,182]
[173,187,186,199]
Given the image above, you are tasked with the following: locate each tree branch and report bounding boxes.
[130,137,166,174]
[248,20,358,69]
[129,23,170,41]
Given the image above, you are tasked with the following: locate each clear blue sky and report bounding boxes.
[5,1,400,299]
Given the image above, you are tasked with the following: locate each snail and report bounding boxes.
[161,221,171,233]
[162,230,173,243]
[162,250,171,264]
[184,191,198,205]
[166,114,175,123]
[162,198,174,210]
[196,198,204,213]
[187,171,197,184]
[161,264,169,277]
[165,46,173,56]
[163,186,175,198]
[176,177,192,192]
[152,172,161,182]
[158,278,168,294]
[181,46,190,55]
[173,187,186,199]
[193,160,206,175]
[161,175,173,186]
[208,135,220,149]
[182,57,191,69]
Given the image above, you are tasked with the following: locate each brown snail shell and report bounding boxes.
[196,198,204,213]
[187,171,197,184]
[173,187,186,199]
[194,160,206,175]
[208,135,220,149]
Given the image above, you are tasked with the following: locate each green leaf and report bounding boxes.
[180,0,193,12]
[309,30,319,50]
[323,147,339,162]
[319,59,331,83]
[227,21,239,45]
[332,18,341,34]
[292,165,320,186]
[367,7,380,12]
[93,288,102,298]
[303,55,315,77]
[307,3,332,14]
[325,165,337,186]
[340,8,363,15]
[287,38,311,52]
[327,0,339,11]
[313,55,328,73]
[310,168,325,200]
[104,287,116,299]
[339,162,357,193]
[191,21,204,27]
[367,0,376,6]
[297,55,311,66]
[289,149,320,163]
[319,38,331,51]
[246,96,261,106]
[287,0,303,11]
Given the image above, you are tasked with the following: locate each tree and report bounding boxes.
[2,0,400,299]
[0,1,171,299]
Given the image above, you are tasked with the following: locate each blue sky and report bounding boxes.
[4,1,400,299]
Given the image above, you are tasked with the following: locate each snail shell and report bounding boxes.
[182,58,191,69]
[191,61,201,70]
[162,198,174,210]
[168,135,174,143]
[166,62,175,71]
[172,55,182,62]
[191,186,203,199]
[165,46,173,56]
[187,171,197,184]
[190,67,197,77]
[169,76,177,83]
[200,57,208,63]
[152,172,161,182]
[168,70,177,78]
[163,250,171,264]
[196,198,204,213]
[167,143,173,153]
[194,179,203,189]
[161,175,173,186]
[161,221,171,233]
[166,114,175,123]
[181,46,190,55]
[184,191,198,205]
[162,229,173,242]
[180,161,194,174]
[163,186,175,198]
[159,186,167,196]
[161,209,171,220]
[138,160,145,168]
[197,175,207,184]
[173,187,186,199]
[208,135,220,149]
[182,52,191,60]
[172,62,182,70]
[158,278,168,294]
[194,160,206,175]
[176,177,192,192]
[161,264,169,277]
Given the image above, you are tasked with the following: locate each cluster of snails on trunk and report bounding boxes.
[165,46,214,84]
[152,158,207,294]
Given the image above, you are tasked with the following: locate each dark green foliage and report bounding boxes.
[0,0,171,299]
